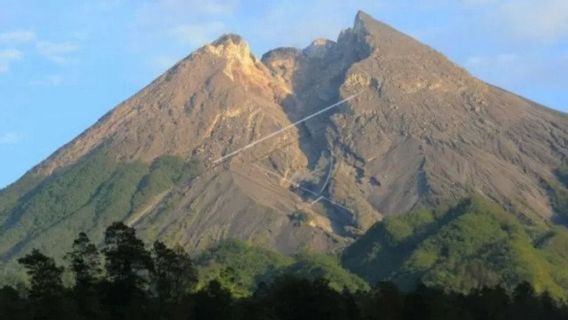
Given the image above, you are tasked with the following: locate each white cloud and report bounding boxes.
[0,30,82,67]
[171,21,227,47]
[0,49,23,73]
[36,40,80,64]
[460,0,568,43]
[29,74,64,86]
[0,30,36,44]
[499,0,568,42]
[0,132,22,145]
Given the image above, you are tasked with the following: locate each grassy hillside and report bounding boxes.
[195,240,369,297]
[342,197,568,300]
[0,150,200,264]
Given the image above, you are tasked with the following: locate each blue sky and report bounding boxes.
[1,0,567,188]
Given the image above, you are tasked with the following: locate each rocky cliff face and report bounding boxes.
[1,11,567,263]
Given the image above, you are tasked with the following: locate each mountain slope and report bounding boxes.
[327,12,568,221]
[0,11,567,269]
[195,240,368,297]
[342,197,568,299]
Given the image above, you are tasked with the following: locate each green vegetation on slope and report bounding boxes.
[0,174,43,224]
[550,160,568,222]
[556,160,568,187]
[195,240,294,297]
[195,240,369,297]
[131,156,200,213]
[0,151,120,260]
[342,197,568,299]
[0,150,200,264]
[286,253,369,292]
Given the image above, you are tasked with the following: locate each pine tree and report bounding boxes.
[101,222,153,318]
[151,241,197,303]
[66,232,103,319]
[18,249,70,319]
[66,232,101,289]
[192,280,233,320]
[102,222,153,287]
[18,249,64,300]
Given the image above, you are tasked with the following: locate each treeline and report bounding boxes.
[1,223,568,320]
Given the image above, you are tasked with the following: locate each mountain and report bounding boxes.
[1,11,567,283]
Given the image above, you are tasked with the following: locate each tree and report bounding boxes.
[66,232,103,319]
[509,282,539,320]
[102,222,153,287]
[101,222,153,318]
[367,281,403,320]
[18,249,72,319]
[0,286,27,320]
[66,232,101,289]
[18,249,64,300]
[260,277,355,320]
[191,280,234,320]
[151,241,197,303]
[468,286,509,320]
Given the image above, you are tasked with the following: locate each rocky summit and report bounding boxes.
[1,11,567,269]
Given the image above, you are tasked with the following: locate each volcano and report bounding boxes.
[1,11,567,272]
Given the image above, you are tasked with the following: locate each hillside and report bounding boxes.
[342,197,568,299]
[195,240,368,297]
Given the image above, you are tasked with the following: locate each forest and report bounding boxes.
[1,222,568,320]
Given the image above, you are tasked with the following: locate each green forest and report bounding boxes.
[343,197,568,300]
[2,222,568,320]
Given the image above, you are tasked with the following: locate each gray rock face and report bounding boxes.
[1,11,567,260]
[329,12,568,223]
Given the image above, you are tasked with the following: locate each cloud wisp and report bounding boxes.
[0,29,80,76]
[456,0,568,43]
[0,132,23,145]
[36,41,80,65]
[498,0,568,42]
[0,30,37,44]
[0,49,23,73]
[29,74,64,86]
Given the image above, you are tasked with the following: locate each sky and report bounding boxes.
[0,0,567,188]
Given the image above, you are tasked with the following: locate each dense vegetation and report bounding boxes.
[0,151,200,279]
[2,222,568,320]
[342,197,568,300]
[196,240,368,296]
